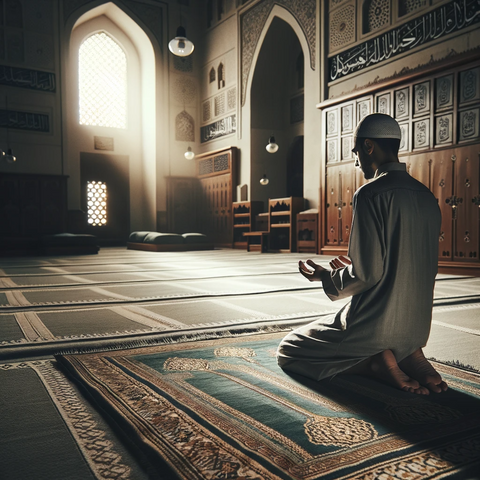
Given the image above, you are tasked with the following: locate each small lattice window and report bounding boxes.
[87,181,107,226]
[79,32,127,129]
[209,67,216,83]
[218,62,225,89]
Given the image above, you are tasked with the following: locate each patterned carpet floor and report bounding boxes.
[1,248,480,479]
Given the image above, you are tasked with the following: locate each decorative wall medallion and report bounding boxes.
[357,99,371,123]
[341,104,353,132]
[0,109,49,132]
[214,93,225,117]
[290,94,304,123]
[435,74,453,111]
[365,0,391,33]
[376,94,390,114]
[414,119,429,149]
[459,108,479,141]
[414,81,430,116]
[202,100,211,123]
[327,109,338,136]
[435,114,452,145]
[329,0,480,81]
[174,56,193,72]
[94,136,114,151]
[459,67,480,104]
[175,110,195,142]
[395,88,409,118]
[227,87,236,111]
[329,3,355,53]
[342,136,353,160]
[327,140,338,163]
[172,76,196,106]
[200,114,236,143]
[240,0,316,105]
[0,65,56,92]
[398,123,409,152]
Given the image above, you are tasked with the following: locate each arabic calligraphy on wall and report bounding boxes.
[328,0,480,82]
[0,65,56,92]
[201,114,236,143]
[0,109,50,132]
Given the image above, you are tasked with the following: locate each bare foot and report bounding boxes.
[345,350,430,395]
[399,349,448,394]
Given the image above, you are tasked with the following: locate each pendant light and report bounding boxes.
[184,146,195,160]
[3,96,16,163]
[168,26,194,57]
[259,174,269,185]
[266,136,279,153]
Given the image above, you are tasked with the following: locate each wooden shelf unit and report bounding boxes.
[232,201,263,248]
[268,197,304,252]
[297,211,318,253]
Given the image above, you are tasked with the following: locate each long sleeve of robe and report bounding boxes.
[277,162,442,381]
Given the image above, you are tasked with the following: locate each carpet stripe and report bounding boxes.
[88,287,134,300]
[118,305,186,328]
[0,278,17,288]
[5,290,31,306]
[14,313,43,341]
[432,320,480,336]
[109,306,167,330]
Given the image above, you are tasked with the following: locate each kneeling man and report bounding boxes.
[277,113,447,395]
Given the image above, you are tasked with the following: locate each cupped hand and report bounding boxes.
[329,255,351,270]
[298,259,326,282]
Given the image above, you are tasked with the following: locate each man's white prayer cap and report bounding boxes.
[354,113,402,140]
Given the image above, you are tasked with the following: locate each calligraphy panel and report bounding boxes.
[200,114,236,143]
[459,108,479,142]
[341,104,354,133]
[395,88,409,119]
[413,119,430,149]
[435,74,453,111]
[399,123,410,152]
[435,114,453,146]
[326,109,338,136]
[376,93,390,115]
[356,98,371,124]
[413,81,430,117]
[327,139,338,163]
[459,67,480,105]
[341,136,353,160]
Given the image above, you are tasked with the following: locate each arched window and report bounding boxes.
[209,67,216,83]
[218,62,225,89]
[79,32,127,128]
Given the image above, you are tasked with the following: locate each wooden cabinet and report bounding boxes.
[297,211,318,253]
[0,173,68,239]
[232,201,263,248]
[268,197,304,252]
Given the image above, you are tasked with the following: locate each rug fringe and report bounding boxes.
[429,357,480,375]
[55,324,292,356]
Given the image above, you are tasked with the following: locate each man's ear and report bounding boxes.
[363,138,375,155]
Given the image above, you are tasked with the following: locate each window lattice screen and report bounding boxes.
[87,181,107,227]
[79,32,127,129]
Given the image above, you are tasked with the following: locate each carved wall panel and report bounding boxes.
[413,119,429,149]
[329,3,356,53]
[341,104,354,133]
[398,123,409,152]
[202,100,211,123]
[435,75,453,111]
[395,88,409,119]
[459,108,479,142]
[172,76,197,106]
[413,81,430,117]
[342,136,353,160]
[364,0,390,34]
[175,110,195,142]
[214,93,225,117]
[327,139,338,163]
[227,87,236,111]
[376,93,390,115]
[356,98,371,124]
[327,109,338,136]
[435,114,453,145]
[459,67,480,105]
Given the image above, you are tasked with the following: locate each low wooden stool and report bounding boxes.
[243,231,269,252]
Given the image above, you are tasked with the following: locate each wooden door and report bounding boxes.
[325,167,340,245]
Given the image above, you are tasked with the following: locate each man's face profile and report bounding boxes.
[352,138,375,180]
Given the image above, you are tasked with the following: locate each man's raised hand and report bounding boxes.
[298,259,326,282]
[329,255,352,270]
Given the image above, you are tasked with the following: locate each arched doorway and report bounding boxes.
[250,16,304,209]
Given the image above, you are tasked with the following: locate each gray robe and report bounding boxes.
[277,162,441,380]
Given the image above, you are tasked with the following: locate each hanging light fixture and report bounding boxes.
[168,26,194,57]
[184,146,195,160]
[2,96,16,163]
[266,136,279,153]
[259,174,269,185]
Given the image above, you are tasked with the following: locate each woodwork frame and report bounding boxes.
[317,52,480,276]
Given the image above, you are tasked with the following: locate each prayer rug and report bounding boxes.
[57,332,480,480]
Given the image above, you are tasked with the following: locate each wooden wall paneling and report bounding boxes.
[325,167,340,245]
[340,164,355,246]
[166,176,199,233]
[454,145,479,261]
[430,148,455,260]
[406,152,430,189]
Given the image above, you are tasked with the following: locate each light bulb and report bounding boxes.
[266,136,279,154]
[260,174,269,186]
[184,146,195,160]
[168,26,194,57]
